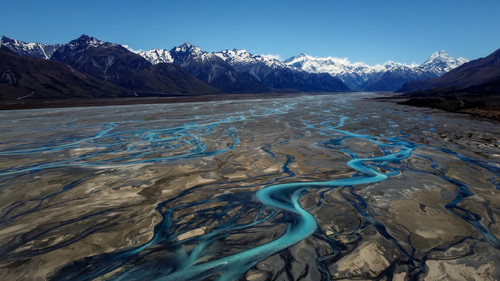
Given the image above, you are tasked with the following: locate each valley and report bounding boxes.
[0,93,498,280]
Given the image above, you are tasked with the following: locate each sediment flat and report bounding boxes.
[0,92,499,280]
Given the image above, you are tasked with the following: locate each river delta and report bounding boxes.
[0,92,499,280]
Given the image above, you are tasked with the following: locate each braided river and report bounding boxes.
[0,93,499,280]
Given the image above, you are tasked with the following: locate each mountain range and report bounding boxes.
[140,44,468,92]
[0,34,471,101]
[397,48,500,120]
[399,48,500,95]
[50,35,216,95]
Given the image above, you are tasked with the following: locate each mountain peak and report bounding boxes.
[68,34,109,49]
[284,53,311,64]
[180,42,192,48]
[173,42,202,55]
[428,50,450,60]
[295,53,309,59]
[78,34,92,40]
[420,50,469,75]
[0,35,13,42]
[0,36,24,47]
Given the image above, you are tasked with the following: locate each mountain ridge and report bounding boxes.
[399,48,500,93]
[139,43,468,91]
[0,46,132,100]
[0,35,62,59]
[1,34,470,93]
[397,48,500,121]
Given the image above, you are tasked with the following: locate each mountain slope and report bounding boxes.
[399,48,500,94]
[215,49,349,91]
[141,45,350,92]
[168,43,268,92]
[285,51,468,91]
[398,48,500,120]
[3,34,466,94]
[123,63,218,94]
[0,46,131,100]
[0,36,61,59]
[140,48,173,64]
[419,50,469,76]
[360,62,434,91]
[51,35,150,85]
[285,54,380,90]
[51,35,216,94]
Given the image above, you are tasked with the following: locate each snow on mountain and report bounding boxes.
[138,43,349,92]
[399,48,500,94]
[166,43,268,92]
[213,49,289,82]
[137,41,467,91]
[284,54,386,89]
[168,42,229,68]
[63,34,116,51]
[285,54,374,75]
[419,50,469,75]
[0,35,61,59]
[140,48,173,64]
[285,52,468,90]
[215,49,286,69]
[285,54,420,78]
[2,34,469,92]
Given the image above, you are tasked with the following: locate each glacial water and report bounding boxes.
[0,93,499,280]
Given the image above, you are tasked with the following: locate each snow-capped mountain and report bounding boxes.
[399,48,500,94]
[214,49,287,82]
[166,42,267,92]
[170,42,226,67]
[140,48,173,64]
[2,34,467,93]
[139,44,349,92]
[285,51,468,91]
[49,35,216,94]
[419,50,469,75]
[215,49,286,70]
[59,34,116,51]
[0,35,61,59]
[284,54,383,89]
[213,49,348,91]
[140,43,466,92]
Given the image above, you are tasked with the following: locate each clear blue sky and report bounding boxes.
[1,0,499,64]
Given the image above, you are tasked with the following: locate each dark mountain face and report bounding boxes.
[398,48,500,94]
[362,70,436,92]
[301,72,350,92]
[0,46,132,100]
[51,35,150,86]
[50,35,217,95]
[122,63,218,94]
[169,43,268,93]
[259,67,349,92]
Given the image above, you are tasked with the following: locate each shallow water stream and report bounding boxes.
[0,93,499,280]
